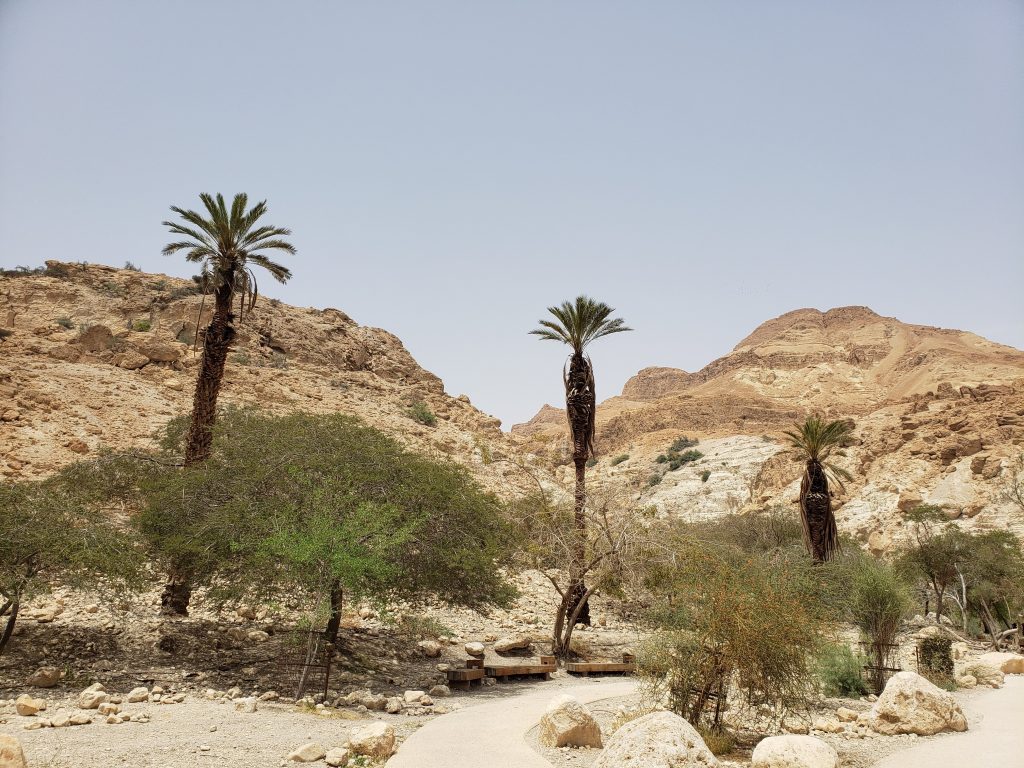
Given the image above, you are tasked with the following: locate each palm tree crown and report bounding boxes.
[529,296,631,355]
[783,415,853,488]
[163,193,294,314]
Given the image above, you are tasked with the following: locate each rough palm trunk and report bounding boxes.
[799,460,838,564]
[161,271,237,616]
[563,352,594,631]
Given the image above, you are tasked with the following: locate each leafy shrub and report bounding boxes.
[56,317,74,329]
[99,280,123,297]
[700,470,711,483]
[670,436,699,452]
[132,319,151,332]
[849,556,912,693]
[696,726,735,756]
[1,265,46,277]
[611,454,629,466]
[44,263,70,278]
[231,352,251,366]
[655,454,668,464]
[816,643,868,697]
[269,352,288,369]
[586,457,598,468]
[0,329,13,341]
[391,613,451,640]
[124,261,141,272]
[918,636,954,687]
[407,400,437,426]
[646,474,662,488]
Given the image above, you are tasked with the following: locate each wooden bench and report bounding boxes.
[567,654,637,677]
[484,662,556,682]
[446,667,486,690]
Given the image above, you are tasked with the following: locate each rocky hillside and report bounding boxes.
[512,306,1024,550]
[0,262,532,495]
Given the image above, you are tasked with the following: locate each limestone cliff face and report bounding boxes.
[0,262,530,496]
[512,306,1024,550]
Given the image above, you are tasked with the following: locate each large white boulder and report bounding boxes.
[539,694,603,748]
[348,721,395,759]
[752,735,838,768]
[593,711,717,768]
[494,636,532,653]
[0,735,28,768]
[870,671,968,735]
[286,743,326,763]
[977,652,1024,675]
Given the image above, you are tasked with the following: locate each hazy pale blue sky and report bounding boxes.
[2,1,1022,428]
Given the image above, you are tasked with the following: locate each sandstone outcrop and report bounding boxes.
[539,694,602,748]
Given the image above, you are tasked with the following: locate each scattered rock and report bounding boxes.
[752,735,838,768]
[428,684,451,698]
[956,675,977,689]
[385,697,402,714]
[15,695,45,717]
[77,683,109,710]
[418,640,442,657]
[234,697,257,713]
[960,661,1004,688]
[325,747,351,767]
[286,742,326,763]
[126,687,149,703]
[539,694,603,748]
[348,721,395,759]
[835,707,858,723]
[870,671,968,735]
[592,711,717,768]
[464,641,485,657]
[403,690,426,705]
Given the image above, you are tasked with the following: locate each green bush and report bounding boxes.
[700,470,711,483]
[816,643,868,697]
[132,319,151,332]
[646,474,662,488]
[611,454,629,466]
[586,457,598,468]
[124,261,141,272]
[670,436,699,452]
[407,400,437,426]
[655,454,668,464]
[56,317,74,329]
[696,726,735,756]
[99,280,123,297]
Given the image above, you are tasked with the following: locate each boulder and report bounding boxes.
[0,735,27,768]
[418,640,442,657]
[25,666,62,688]
[403,690,426,705]
[116,350,149,369]
[751,735,838,768]
[870,671,968,735]
[15,695,45,716]
[977,652,1024,675]
[960,661,1004,688]
[136,339,182,362]
[539,694,602,748]
[78,683,109,709]
[234,697,257,713]
[956,675,977,689]
[348,721,395,759]
[126,687,149,703]
[77,324,114,352]
[428,685,451,698]
[286,743,326,763]
[464,641,485,657]
[325,747,351,767]
[385,697,402,714]
[592,711,717,768]
[494,636,532,653]
[835,707,858,723]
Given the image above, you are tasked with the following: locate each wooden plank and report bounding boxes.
[484,664,555,679]
[447,668,486,681]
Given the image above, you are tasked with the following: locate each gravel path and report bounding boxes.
[386,677,638,768]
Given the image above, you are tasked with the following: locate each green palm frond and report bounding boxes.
[529,295,632,354]
[783,415,853,463]
[162,193,295,318]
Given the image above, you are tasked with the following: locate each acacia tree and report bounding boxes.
[0,469,140,657]
[783,416,853,563]
[160,193,295,614]
[896,505,967,625]
[530,297,630,628]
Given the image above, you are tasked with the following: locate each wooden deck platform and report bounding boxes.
[446,667,487,689]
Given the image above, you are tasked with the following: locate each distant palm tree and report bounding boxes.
[161,193,294,613]
[531,297,631,636]
[784,415,853,564]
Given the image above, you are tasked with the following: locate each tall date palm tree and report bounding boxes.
[784,415,853,564]
[531,296,630,639]
[160,193,294,613]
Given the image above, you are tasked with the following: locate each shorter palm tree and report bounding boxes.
[783,415,853,564]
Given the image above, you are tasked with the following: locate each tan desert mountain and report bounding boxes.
[512,306,1024,550]
[0,261,532,495]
